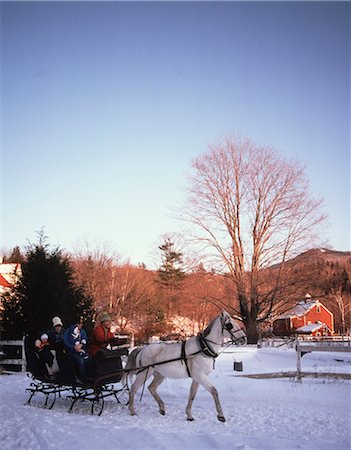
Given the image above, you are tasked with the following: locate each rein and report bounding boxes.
[134,334,223,378]
[134,348,202,376]
[181,340,192,377]
[135,334,221,376]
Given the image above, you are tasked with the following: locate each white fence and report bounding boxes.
[0,338,26,373]
[239,336,351,381]
[260,336,351,350]
[295,338,351,380]
[258,338,296,349]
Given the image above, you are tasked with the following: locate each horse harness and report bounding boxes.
[134,340,208,379]
[135,315,243,378]
[181,340,192,377]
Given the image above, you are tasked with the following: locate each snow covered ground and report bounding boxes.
[1,345,350,450]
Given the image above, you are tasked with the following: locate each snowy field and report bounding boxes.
[1,346,350,450]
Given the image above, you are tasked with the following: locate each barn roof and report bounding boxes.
[278,300,318,319]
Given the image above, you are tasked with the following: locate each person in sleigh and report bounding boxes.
[89,312,114,358]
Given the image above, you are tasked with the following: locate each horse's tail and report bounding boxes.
[122,347,143,386]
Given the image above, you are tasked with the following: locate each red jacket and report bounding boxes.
[89,324,114,357]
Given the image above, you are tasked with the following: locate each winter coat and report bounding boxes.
[89,324,114,357]
[35,340,55,367]
[63,324,88,354]
[47,327,65,349]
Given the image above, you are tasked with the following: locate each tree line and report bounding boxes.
[1,136,350,342]
[1,235,218,341]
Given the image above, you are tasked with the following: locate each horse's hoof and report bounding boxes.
[217,415,226,422]
[159,409,165,416]
[187,417,194,422]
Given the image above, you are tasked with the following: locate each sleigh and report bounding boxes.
[24,337,130,415]
[24,312,247,421]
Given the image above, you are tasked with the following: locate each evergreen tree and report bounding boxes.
[4,246,25,263]
[1,235,93,340]
[157,238,185,316]
[157,238,185,287]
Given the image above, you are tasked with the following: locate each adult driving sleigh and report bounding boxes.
[24,333,130,416]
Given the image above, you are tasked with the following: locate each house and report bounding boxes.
[273,294,334,337]
[0,263,21,302]
[0,274,12,290]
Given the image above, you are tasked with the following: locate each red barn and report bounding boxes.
[273,295,334,337]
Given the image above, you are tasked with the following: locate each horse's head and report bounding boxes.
[220,311,247,345]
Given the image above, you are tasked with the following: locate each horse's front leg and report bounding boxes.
[185,380,199,421]
[195,375,225,422]
[148,371,166,415]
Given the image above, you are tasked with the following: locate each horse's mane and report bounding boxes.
[202,316,218,337]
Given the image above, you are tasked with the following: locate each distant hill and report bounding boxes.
[269,248,351,274]
[292,248,351,267]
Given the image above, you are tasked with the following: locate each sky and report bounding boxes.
[1,1,350,268]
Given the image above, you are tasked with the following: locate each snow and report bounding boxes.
[1,346,350,450]
[295,323,324,333]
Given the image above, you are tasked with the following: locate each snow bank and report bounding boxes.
[0,346,350,450]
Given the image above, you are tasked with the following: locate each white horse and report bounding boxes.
[123,310,247,422]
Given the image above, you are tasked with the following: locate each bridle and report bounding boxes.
[220,314,246,345]
[197,314,246,359]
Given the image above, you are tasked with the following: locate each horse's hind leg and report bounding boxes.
[129,370,153,416]
[185,380,199,421]
[148,371,166,415]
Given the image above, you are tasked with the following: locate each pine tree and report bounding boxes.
[157,238,185,316]
[1,235,93,340]
[157,238,185,288]
[4,246,25,263]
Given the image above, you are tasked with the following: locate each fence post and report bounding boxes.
[296,339,302,381]
[21,336,26,372]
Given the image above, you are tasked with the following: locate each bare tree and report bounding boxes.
[182,270,223,332]
[71,241,119,315]
[330,288,350,335]
[110,264,161,332]
[323,266,351,335]
[183,136,326,342]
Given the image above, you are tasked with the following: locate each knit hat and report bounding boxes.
[41,333,48,341]
[52,316,63,327]
[99,312,111,323]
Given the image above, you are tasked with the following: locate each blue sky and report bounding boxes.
[1,1,350,267]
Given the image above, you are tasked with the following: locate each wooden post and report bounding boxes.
[296,339,302,381]
[21,336,26,372]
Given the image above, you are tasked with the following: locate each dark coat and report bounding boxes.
[47,327,65,349]
[63,324,88,354]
